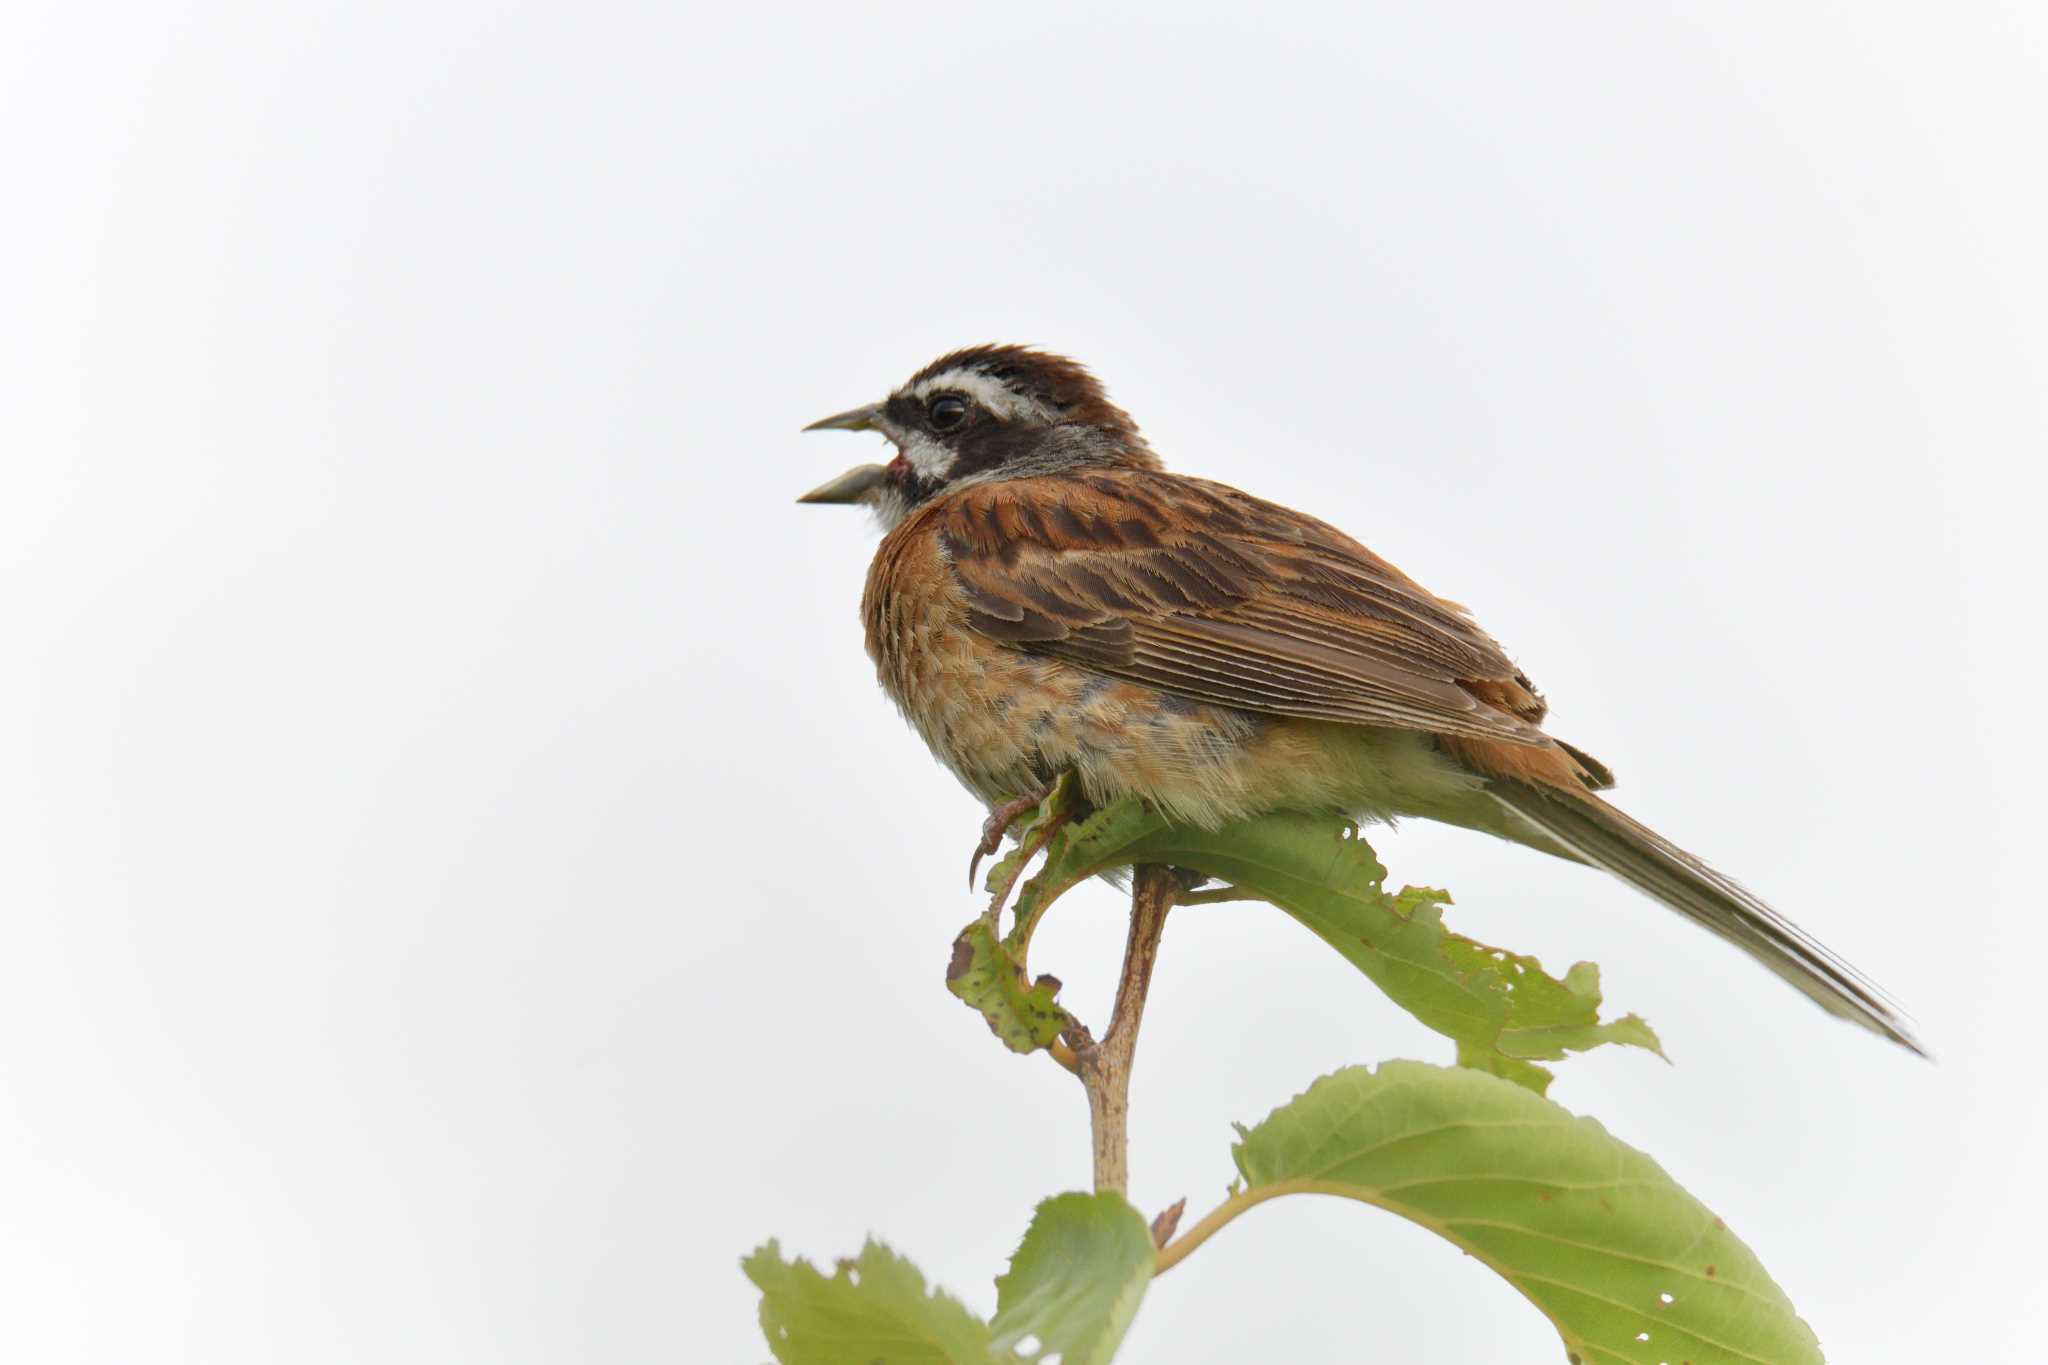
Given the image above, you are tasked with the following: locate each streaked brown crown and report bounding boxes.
[905,344,1150,452]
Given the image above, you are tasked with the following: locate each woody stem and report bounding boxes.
[1065,864,1177,1194]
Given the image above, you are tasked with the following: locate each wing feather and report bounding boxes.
[931,471,1550,743]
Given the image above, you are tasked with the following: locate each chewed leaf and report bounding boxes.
[1225,1062,1823,1364]
[948,918,1070,1053]
[998,795,1659,1092]
[743,1238,1009,1364]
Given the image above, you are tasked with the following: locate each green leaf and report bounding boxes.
[744,1197,1154,1365]
[946,918,1071,1053]
[1012,797,1659,1092]
[991,1192,1156,1365]
[1225,1062,1823,1364]
[743,1237,1009,1364]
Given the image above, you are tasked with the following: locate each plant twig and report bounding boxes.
[987,801,1071,927]
[1154,1180,1309,1274]
[1062,863,1177,1193]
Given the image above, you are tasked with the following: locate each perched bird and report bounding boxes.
[800,345,1917,1053]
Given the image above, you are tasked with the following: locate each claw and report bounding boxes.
[968,783,1057,889]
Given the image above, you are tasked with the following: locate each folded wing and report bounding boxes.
[934,470,1554,745]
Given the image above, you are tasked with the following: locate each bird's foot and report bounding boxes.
[968,781,1058,890]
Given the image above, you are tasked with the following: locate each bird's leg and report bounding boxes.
[968,780,1058,890]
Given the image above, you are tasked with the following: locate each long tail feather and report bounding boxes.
[1488,777,1923,1055]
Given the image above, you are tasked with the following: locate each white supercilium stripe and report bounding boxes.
[909,368,1053,422]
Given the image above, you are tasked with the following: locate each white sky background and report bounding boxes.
[4,2,2044,1360]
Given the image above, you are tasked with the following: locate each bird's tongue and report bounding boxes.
[887,453,913,477]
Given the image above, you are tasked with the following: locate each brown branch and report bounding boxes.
[1061,863,1177,1193]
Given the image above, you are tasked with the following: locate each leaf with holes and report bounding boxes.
[999,795,1659,1092]
[743,1237,1010,1364]
[947,917,1071,1053]
[1214,1061,1823,1364]
[991,1191,1156,1365]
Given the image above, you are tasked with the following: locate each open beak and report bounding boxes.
[800,403,889,504]
[802,404,881,433]
[797,463,889,505]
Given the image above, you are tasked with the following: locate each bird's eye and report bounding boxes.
[928,395,968,431]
